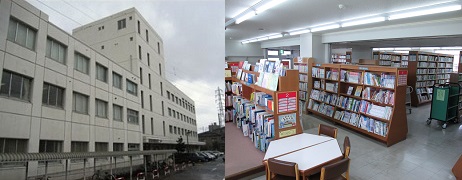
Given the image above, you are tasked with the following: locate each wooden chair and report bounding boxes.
[343,136,350,159]
[267,158,300,180]
[309,158,350,180]
[318,124,338,138]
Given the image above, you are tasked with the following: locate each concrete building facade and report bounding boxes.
[0,0,202,179]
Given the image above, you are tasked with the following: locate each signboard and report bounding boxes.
[279,129,297,138]
[277,91,297,113]
[436,89,445,101]
[225,69,232,77]
[359,67,368,70]
[278,113,297,129]
[398,70,408,86]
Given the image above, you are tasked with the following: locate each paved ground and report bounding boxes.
[157,158,225,180]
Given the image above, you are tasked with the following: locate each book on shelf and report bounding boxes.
[347,86,354,95]
[325,82,338,93]
[312,67,325,78]
[354,86,363,97]
[314,81,321,89]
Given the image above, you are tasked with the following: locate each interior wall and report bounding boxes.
[351,46,372,63]
[225,39,263,63]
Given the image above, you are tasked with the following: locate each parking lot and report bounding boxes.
[158,158,224,180]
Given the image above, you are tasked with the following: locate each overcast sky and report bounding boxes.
[26,0,225,133]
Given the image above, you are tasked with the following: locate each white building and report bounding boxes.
[0,0,202,179]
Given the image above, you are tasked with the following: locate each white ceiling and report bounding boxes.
[225,0,462,41]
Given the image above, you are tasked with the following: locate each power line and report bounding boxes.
[61,0,95,21]
[34,0,82,25]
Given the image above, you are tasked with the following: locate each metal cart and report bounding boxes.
[406,86,413,114]
[427,83,460,129]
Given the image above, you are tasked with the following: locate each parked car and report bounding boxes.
[191,152,207,162]
[202,151,216,160]
[197,152,214,161]
[174,152,206,163]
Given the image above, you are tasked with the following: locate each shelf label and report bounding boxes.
[436,89,445,101]
[315,64,321,67]
[277,91,297,113]
[359,67,368,70]
[279,129,296,138]
[278,113,297,129]
[398,70,408,86]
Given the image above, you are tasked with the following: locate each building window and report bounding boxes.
[146,30,149,42]
[147,53,150,67]
[7,18,36,50]
[140,68,143,84]
[128,143,139,151]
[95,142,108,152]
[96,63,108,82]
[0,138,27,153]
[176,97,179,104]
[129,16,132,20]
[160,82,163,96]
[162,101,164,115]
[177,112,179,119]
[163,121,166,136]
[141,91,144,108]
[168,108,171,116]
[159,63,162,76]
[73,92,88,114]
[151,118,154,135]
[157,42,160,55]
[174,127,177,134]
[101,45,104,50]
[138,45,142,60]
[39,140,62,153]
[42,83,64,108]
[46,38,67,64]
[113,104,123,121]
[173,110,176,118]
[171,94,175,102]
[137,21,140,34]
[142,115,145,134]
[126,79,137,96]
[167,91,170,99]
[130,37,133,41]
[113,143,123,151]
[117,19,126,30]
[95,99,108,118]
[149,95,153,111]
[127,109,139,124]
[74,53,89,74]
[169,125,173,134]
[71,141,88,152]
[180,114,183,121]
[112,72,122,89]
[0,70,32,101]
[148,74,152,89]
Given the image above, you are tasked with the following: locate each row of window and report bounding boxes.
[166,91,195,113]
[167,107,196,125]
[117,17,161,55]
[168,125,197,137]
[0,138,138,154]
[1,70,140,124]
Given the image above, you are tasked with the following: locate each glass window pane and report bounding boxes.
[1,72,11,95]
[26,29,35,50]
[49,85,57,106]
[7,20,16,41]
[42,84,49,104]
[10,74,22,98]
[21,77,30,101]
[46,39,52,57]
[57,88,63,107]
[58,45,66,63]
[4,139,17,153]
[51,42,59,60]
[16,23,27,46]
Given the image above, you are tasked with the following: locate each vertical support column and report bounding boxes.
[65,159,68,180]
[130,156,133,180]
[300,33,327,63]
[144,156,147,178]
[45,161,48,179]
[93,158,96,175]
[110,157,113,175]
[25,162,29,180]
[83,159,87,180]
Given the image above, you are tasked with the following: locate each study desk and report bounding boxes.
[263,133,343,180]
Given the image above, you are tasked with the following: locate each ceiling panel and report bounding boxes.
[225,0,461,41]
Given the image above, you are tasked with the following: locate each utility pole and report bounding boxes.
[215,86,225,127]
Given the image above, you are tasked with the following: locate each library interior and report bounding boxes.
[224,0,462,180]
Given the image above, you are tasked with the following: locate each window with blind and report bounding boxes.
[0,70,32,101]
[112,72,122,89]
[73,92,88,114]
[95,99,108,118]
[7,18,36,50]
[96,63,108,82]
[46,38,67,64]
[127,109,139,124]
[42,83,64,108]
[113,104,123,121]
[74,53,89,74]
[126,79,137,96]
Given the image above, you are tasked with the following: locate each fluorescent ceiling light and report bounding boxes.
[388,5,461,20]
[242,41,250,44]
[256,0,287,14]
[248,39,260,43]
[441,47,462,50]
[311,24,340,32]
[236,11,255,24]
[420,47,441,50]
[372,48,380,51]
[394,47,411,50]
[268,34,283,39]
[289,29,311,35]
[341,17,386,27]
[379,48,394,51]
[393,51,410,53]
[258,37,269,41]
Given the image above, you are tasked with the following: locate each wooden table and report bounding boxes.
[263,133,343,180]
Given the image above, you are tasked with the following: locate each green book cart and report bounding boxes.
[427,83,460,129]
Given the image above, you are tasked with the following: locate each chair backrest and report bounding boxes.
[267,158,299,179]
[343,136,351,159]
[320,158,350,180]
[318,124,338,138]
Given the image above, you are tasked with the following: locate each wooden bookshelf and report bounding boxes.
[408,51,454,106]
[331,51,352,64]
[232,67,302,142]
[307,64,408,146]
[294,57,315,115]
[225,66,234,122]
[373,51,409,67]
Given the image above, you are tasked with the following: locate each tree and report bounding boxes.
[176,136,186,153]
